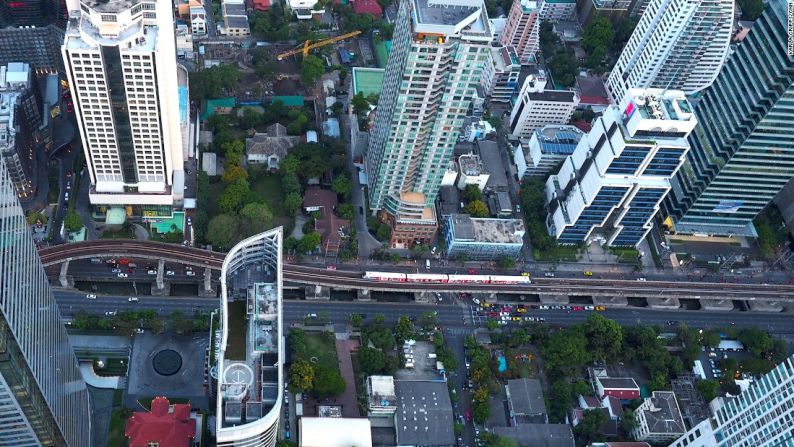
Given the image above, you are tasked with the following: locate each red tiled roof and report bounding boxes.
[579,95,610,105]
[571,120,592,133]
[352,0,382,16]
[251,0,270,10]
[303,187,339,214]
[125,397,195,447]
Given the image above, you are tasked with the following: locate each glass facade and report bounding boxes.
[0,157,91,446]
[664,0,794,236]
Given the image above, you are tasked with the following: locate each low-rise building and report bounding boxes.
[589,367,641,400]
[481,46,521,104]
[189,6,207,35]
[515,125,584,178]
[220,0,250,36]
[382,192,438,249]
[125,397,196,447]
[493,424,574,447]
[245,123,302,169]
[460,117,495,142]
[443,214,525,261]
[299,417,372,447]
[631,391,686,443]
[367,375,397,417]
[457,153,490,191]
[509,71,579,142]
[287,0,324,19]
[537,0,576,21]
[506,378,547,423]
[394,381,455,447]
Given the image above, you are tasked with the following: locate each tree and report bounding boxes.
[281,172,301,195]
[221,140,245,164]
[298,232,321,254]
[207,214,240,249]
[169,311,194,334]
[375,222,391,242]
[696,379,719,402]
[351,92,370,116]
[336,203,355,221]
[420,311,438,331]
[188,64,242,101]
[737,0,763,20]
[482,434,517,447]
[301,55,325,87]
[64,210,84,232]
[581,16,615,54]
[496,257,515,269]
[331,174,352,199]
[395,315,414,342]
[359,346,389,374]
[222,165,248,184]
[280,155,300,175]
[312,364,346,398]
[620,408,637,434]
[290,359,315,392]
[219,180,250,214]
[575,409,607,445]
[239,107,264,129]
[542,328,591,374]
[738,327,774,357]
[285,192,303,216]
[239,202,274,235]
[462,184,483,202]
[464,200,489,218]
[703,329,721,348]
[584,313,624,361]
[547,48,579,87]
[349,313,363,327]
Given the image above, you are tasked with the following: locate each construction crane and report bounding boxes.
[276,31,362,61]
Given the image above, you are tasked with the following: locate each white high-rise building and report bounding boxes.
[62,0,184,214]
[509,71,579,142]
[670,355,794,447]
[545,88,697,247]
[216,229,284,447]
[366,0,492,247]
[605,0,734,104]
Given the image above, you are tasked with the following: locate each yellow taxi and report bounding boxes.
[584,271,593,277]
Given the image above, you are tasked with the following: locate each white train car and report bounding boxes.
[447,274,491,284]
[489,275,531,285]
[363,271,407,281]
[406,273,449,283]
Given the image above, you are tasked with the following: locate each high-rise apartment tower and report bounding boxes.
[500,0,539,64]
[670,354,794,447]
[0,156,92,446]
[62,0,184,217]
[366,0,492,247]
[663,0,794,236]
[605,0,734,104]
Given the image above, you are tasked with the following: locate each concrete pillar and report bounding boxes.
[305,285,330,300]
[156,260,165,290]
[747,300,784,312]
[592,296,628,308]
[700,299,734,311]
[198,267,215,297]
[357,289,371,301]
[58,260,74,288]
[647,297,680,310]
[539,294,570,305]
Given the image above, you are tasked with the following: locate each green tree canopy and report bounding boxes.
[222,165,249,184]
[542,328,591,374]
[584,313,624,361]
[298,232,321,254]
[351,92,370,116]
[290,359,315,391]
[312,364,346,398]
[696,379,719,402]
[336,203,355,221]
[239,202,274,236]
[301,55,325,87]
[358,346,390,374]
[189,64,241,101]
[206,214,240,250]
[464,200,489,218]
[581,16,615,53]
[575,409,608,445]
[64,210,84,232]
[395,315,414,342]
[285,192,303,216]
[462,184,483,202]
[219,180,250,214]
[331,174,353,198]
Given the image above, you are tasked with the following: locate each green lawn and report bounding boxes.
[300,332,338,370]
[101,227,135,240]
[225,300,247,360]
[250,174,286,218]
[533,245,579,262]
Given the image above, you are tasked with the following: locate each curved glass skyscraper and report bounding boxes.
[663,0,794,236]
[0,158,91,446]
[215,229,283,447]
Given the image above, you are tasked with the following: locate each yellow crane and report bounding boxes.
[276,30,363,60]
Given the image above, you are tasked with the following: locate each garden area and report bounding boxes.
[225,301,247,361]
[288,329,347,400]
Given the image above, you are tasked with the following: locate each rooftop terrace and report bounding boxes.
[449,214,525,244]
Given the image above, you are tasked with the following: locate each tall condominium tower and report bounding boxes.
[366,0,492,247]
[670,355,794,447]
[663,0,794,237]
[545,88,697,247]
[62,0,184,217]
[0,156,92,446]
[605,0,734,104]
[215,229,284,447]
[500,0,539,64]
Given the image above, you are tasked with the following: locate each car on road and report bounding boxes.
[521,271,530,277]
[584,271,593,276]
[186,270,195,276]
[595,305,606,311]
[166,270,175,276]
[105,311,117,316]
[147,270,157,275]
[128,297,139,302]
[111,268,121,273]
[472,298,480,305]
[637,277,647,281]
[326,264,336,270]
[359,206,364,215]
[544,272,555,277]
[117,273,128,278]
[64,192,69,202]
[468,268,478,274]
[306,313,317,318]
[135,328,144,334]
[572,306,584,311]
[86,294,96,299]
[435,292,443,302]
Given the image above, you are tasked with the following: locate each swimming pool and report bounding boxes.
[178,86,188,123]
[498,355,507,372]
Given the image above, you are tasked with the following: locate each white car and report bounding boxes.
[186,270,195,276]
[544,272,555,277]
[636,277,647,281]
[86,294,97,299]
[105,311,117,316]
[128,297,139,302]
[166,270,175,276]
[472,298,481,305]
[147,270,157,275]
[117,272,128,278]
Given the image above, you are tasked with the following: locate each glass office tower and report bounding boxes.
[0,157,91,446]
[663,0,794,236]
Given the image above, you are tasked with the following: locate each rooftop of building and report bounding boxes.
[411,0,490,39]
[81,0,143,13]
[533,125,584,154]
[576,75,610,105]
[448,214,525,244]
[125,397,195,447]
[639,391,686,435]
[493,424,575,447]
[245,123,302,157]
[597,377,640,390]
[459,153,485,176]
[527,89,578,103]
[623,88,694,123]
[507,378,546,416]
[303,187,339,211]
[353,0,383,16]
[394,380,455,446]
[493,45,520,70]
[299,417,372,447]
[224,15,249,29]
[352,67,385,97]
[477,140,508,191]
[368,375,397,406]
[66,11,159,52]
